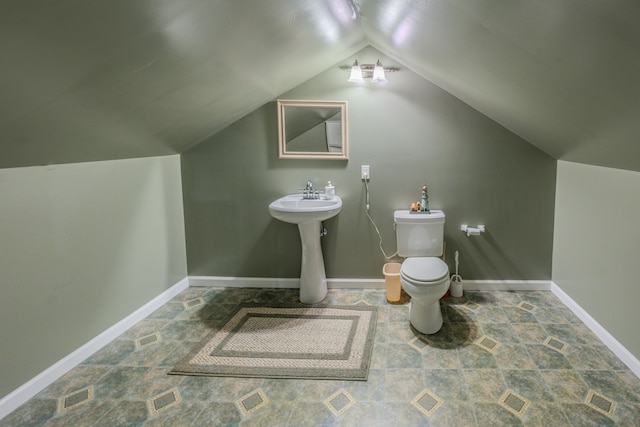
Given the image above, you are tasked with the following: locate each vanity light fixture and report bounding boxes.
[343,59,398,83]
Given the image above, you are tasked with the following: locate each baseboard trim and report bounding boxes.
[188,276,551,291]
[550,282,640,378]
[462,280,551,291]
[0,277,189,421]
[189,276,387,289]
[188,276,300,288]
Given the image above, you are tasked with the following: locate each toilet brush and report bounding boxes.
[450,251,463,297]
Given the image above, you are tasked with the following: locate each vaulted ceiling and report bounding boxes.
[2,0,640,171]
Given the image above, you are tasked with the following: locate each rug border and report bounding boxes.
[169,304,378,381]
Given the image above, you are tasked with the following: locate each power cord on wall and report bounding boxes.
[363,174,398,260]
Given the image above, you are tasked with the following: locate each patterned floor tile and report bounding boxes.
[475,335,500,353]
[385,343,423,368]
[81,339,136,365]
[95,400,149,426]
[136,332,161,349]
[337,401,387,427]
[58,386,94,412]
[463,369,507,403]
[45,400,114,427]
[544,335,568,353]
[493,343,538,370]
[93,366,149,399]
[190,401,242,426]
[560,403,617,426]
[613,401,640,426]
[182,297,204,310]
[457,344,498,369]
[501,369,555,402]
[343,369,384,402]
[411,388,443,417]
[35,365,110,399]
[521,402,572,427]
[539,369,590,402]
[525,343,573,369]
[586,389,616,418]
[287,402,336,426]
[517,301,536,312]
[147,388,181,415]
[474,402,523,425]
[324,389,356,416]
[579,370,639,402]
[499,389,530,417]
[384,369,425,402]
[479,322,520,343]
[423,369,469,401]
[566,345,615,370]
[0,399,57,427]
[236,388,268,417]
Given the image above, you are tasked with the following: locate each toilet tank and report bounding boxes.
[394,210,445,257]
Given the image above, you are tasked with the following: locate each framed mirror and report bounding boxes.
[277,99,348,160]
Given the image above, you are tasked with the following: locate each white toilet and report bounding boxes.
[394,210,450,334]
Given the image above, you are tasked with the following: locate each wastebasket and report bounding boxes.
[383,263,402,303]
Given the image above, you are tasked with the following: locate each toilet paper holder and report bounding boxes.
[460,224,485,236]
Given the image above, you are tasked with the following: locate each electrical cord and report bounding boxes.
[363,175,398,260]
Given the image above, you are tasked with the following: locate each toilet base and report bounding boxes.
[409,299,443,334]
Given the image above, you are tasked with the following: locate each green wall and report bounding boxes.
[182,48,556,280]
[553,161,640,359]
[0,155,187,399]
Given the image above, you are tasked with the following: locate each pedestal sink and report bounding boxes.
[268,194,342,303]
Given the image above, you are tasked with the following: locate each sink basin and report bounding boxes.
[268,193,343,304]
[268,194,342,224]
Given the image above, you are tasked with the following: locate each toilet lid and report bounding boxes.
[401,257,449,283]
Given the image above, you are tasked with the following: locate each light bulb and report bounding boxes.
[371,60,387,83]
[347,60,364,83]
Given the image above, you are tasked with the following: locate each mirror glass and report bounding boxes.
[277,99,348,159]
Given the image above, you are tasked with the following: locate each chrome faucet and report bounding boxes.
[302,180,319,199]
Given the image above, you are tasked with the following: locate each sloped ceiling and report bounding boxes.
[2,0,640,171]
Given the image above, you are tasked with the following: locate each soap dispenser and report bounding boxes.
[325,181,335,199]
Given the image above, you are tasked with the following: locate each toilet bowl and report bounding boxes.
[400,257,450,334]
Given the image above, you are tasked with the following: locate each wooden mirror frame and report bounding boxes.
[277,99,348,160]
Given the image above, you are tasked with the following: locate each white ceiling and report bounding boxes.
[2,0,640,171]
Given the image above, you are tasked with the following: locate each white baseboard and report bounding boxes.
[188,276,550,291]
[550,282,640,378]
[188,276,300,288]
[462,280,551,291]
[0,277,189,421]
[189,276,387,289]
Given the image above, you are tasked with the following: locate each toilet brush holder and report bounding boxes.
[450,275,463,297]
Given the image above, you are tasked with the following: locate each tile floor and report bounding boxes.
[2,287,639,426]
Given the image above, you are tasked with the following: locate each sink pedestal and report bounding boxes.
[268,194,342,305]
[298,221,328,304]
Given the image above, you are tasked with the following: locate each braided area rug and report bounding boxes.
[170,304,378,381]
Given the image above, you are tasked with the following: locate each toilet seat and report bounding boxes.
[401,257,449,286]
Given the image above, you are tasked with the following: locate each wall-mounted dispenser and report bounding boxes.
[460,224,485,236]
